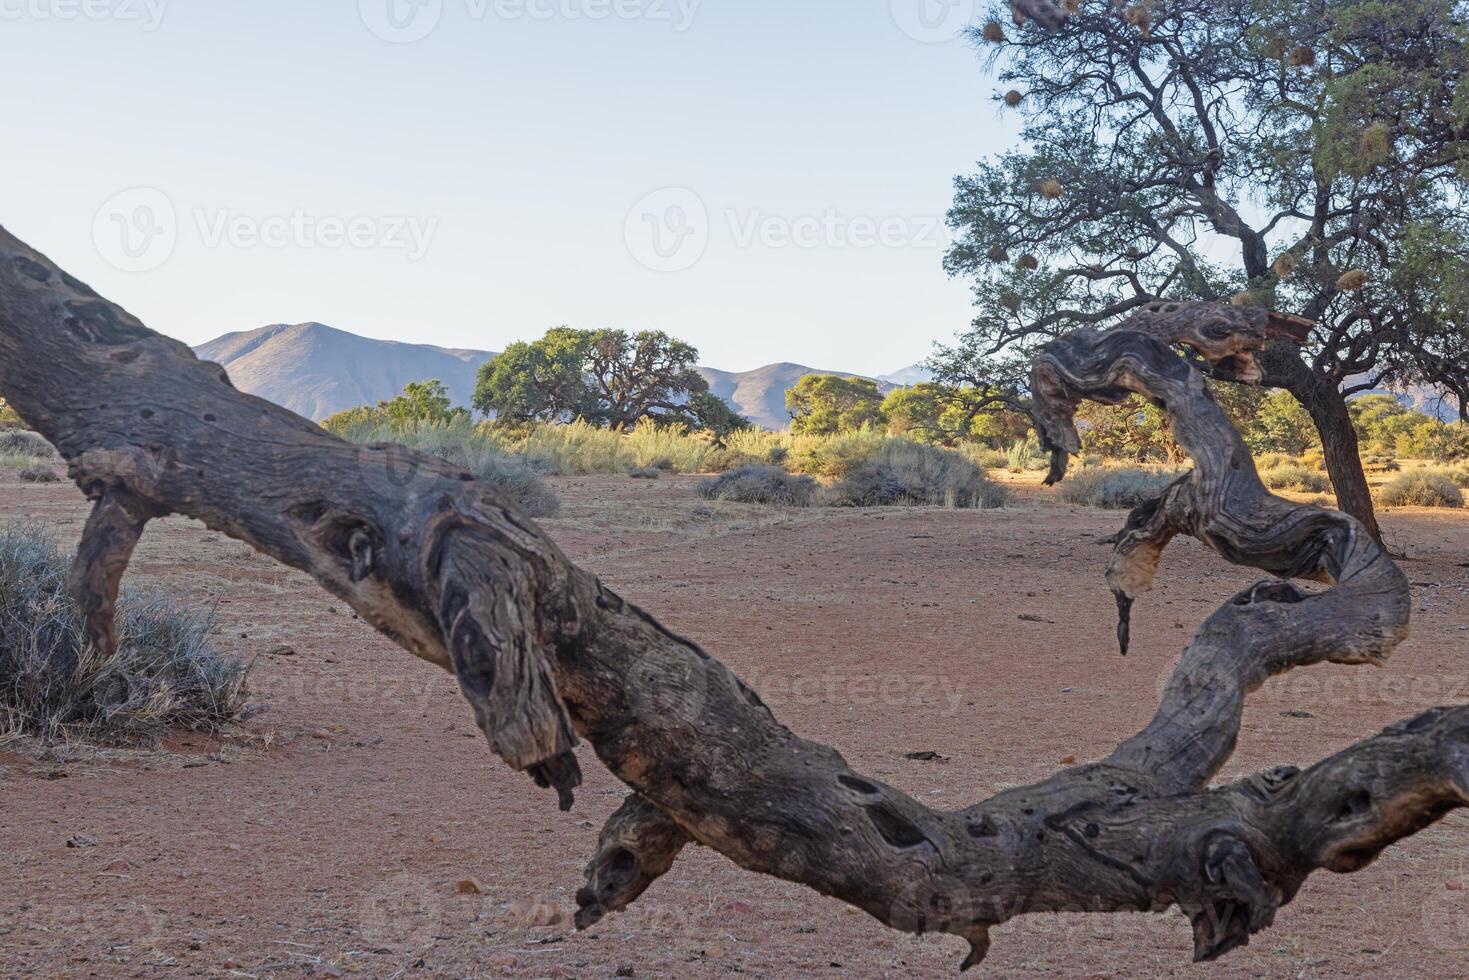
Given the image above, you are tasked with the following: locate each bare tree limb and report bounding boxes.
[0,230,1460,971]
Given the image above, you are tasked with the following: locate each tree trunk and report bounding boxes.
[1296,376,1385,544]
[0,240,1461,971]
[1255,341,1385,544]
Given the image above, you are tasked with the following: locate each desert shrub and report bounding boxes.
[1004,437,1049,473]
[1260,462,1332,493]
[1377,470,1465,508]
[1058,466,1181,509]
[1363,451,1400,472]
[787,428,890,480]
[0,522,250,745]
[1450,466,1469,489]
[628,467,661,479]
[703,448,762,473]
[18,467,60,484]
[722,428,790,464]
[621,419,714,472]
[0,430,56,458]
[513,420,625,475]
[332,418,559,517]
[824,441,1007,509]
[0,430,59,471]
[961,445,1009,470]
[1255,452,1291,471]
[697,465,817,507]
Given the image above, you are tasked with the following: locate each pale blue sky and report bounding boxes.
[1,0,1020,375]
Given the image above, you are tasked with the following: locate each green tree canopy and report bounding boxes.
[473,327,748,435]
[383,379,456,427]
[321,379,465,435]
[881,383,1031,446]
[1351,393,1469,459]
[786,375,886,435]
[938,0,1469,541]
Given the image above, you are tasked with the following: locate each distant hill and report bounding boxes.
[877,364,935,386]
[697,363,896,430]
[194,323,496,422]
[1388,385,1464,422]
[1346,376,1464,422]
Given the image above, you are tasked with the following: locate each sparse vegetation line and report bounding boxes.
[1,227,1464,970]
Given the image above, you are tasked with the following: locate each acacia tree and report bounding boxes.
[473,326,748,435]
[6,219,1469,969]
[940,0,1469,541]
[785,374,887,434]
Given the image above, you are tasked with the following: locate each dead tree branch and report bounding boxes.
[0,230,1461,970]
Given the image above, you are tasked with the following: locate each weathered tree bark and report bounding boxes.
[1,235,1464,971]
[1255,342,1387,545]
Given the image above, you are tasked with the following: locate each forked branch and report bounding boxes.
[0,230,1458,970]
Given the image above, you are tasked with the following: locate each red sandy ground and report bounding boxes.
[2,472,1468,979]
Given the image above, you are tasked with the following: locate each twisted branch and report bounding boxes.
[0,232,1461,971]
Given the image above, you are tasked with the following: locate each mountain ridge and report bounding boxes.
[194,323,896,430]
[194,323,497,424]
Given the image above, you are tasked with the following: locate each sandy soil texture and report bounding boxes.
[2,472,1467,978]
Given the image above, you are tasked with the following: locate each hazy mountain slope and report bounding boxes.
[877,364,934,386]
[195,323,496,421]
[697,363,896,430]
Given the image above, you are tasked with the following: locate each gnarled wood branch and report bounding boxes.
[0,229,1460,970]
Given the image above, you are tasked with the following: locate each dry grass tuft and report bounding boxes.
[0,522,251,746]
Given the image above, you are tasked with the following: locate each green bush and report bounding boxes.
[1058,467,1182,509]
[787,428,891,480]
[1260,462,1332,493]
[1377,470,1465,508]
[825,441,1007,509]
[0,522,250,745]
[697,466,817,507]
